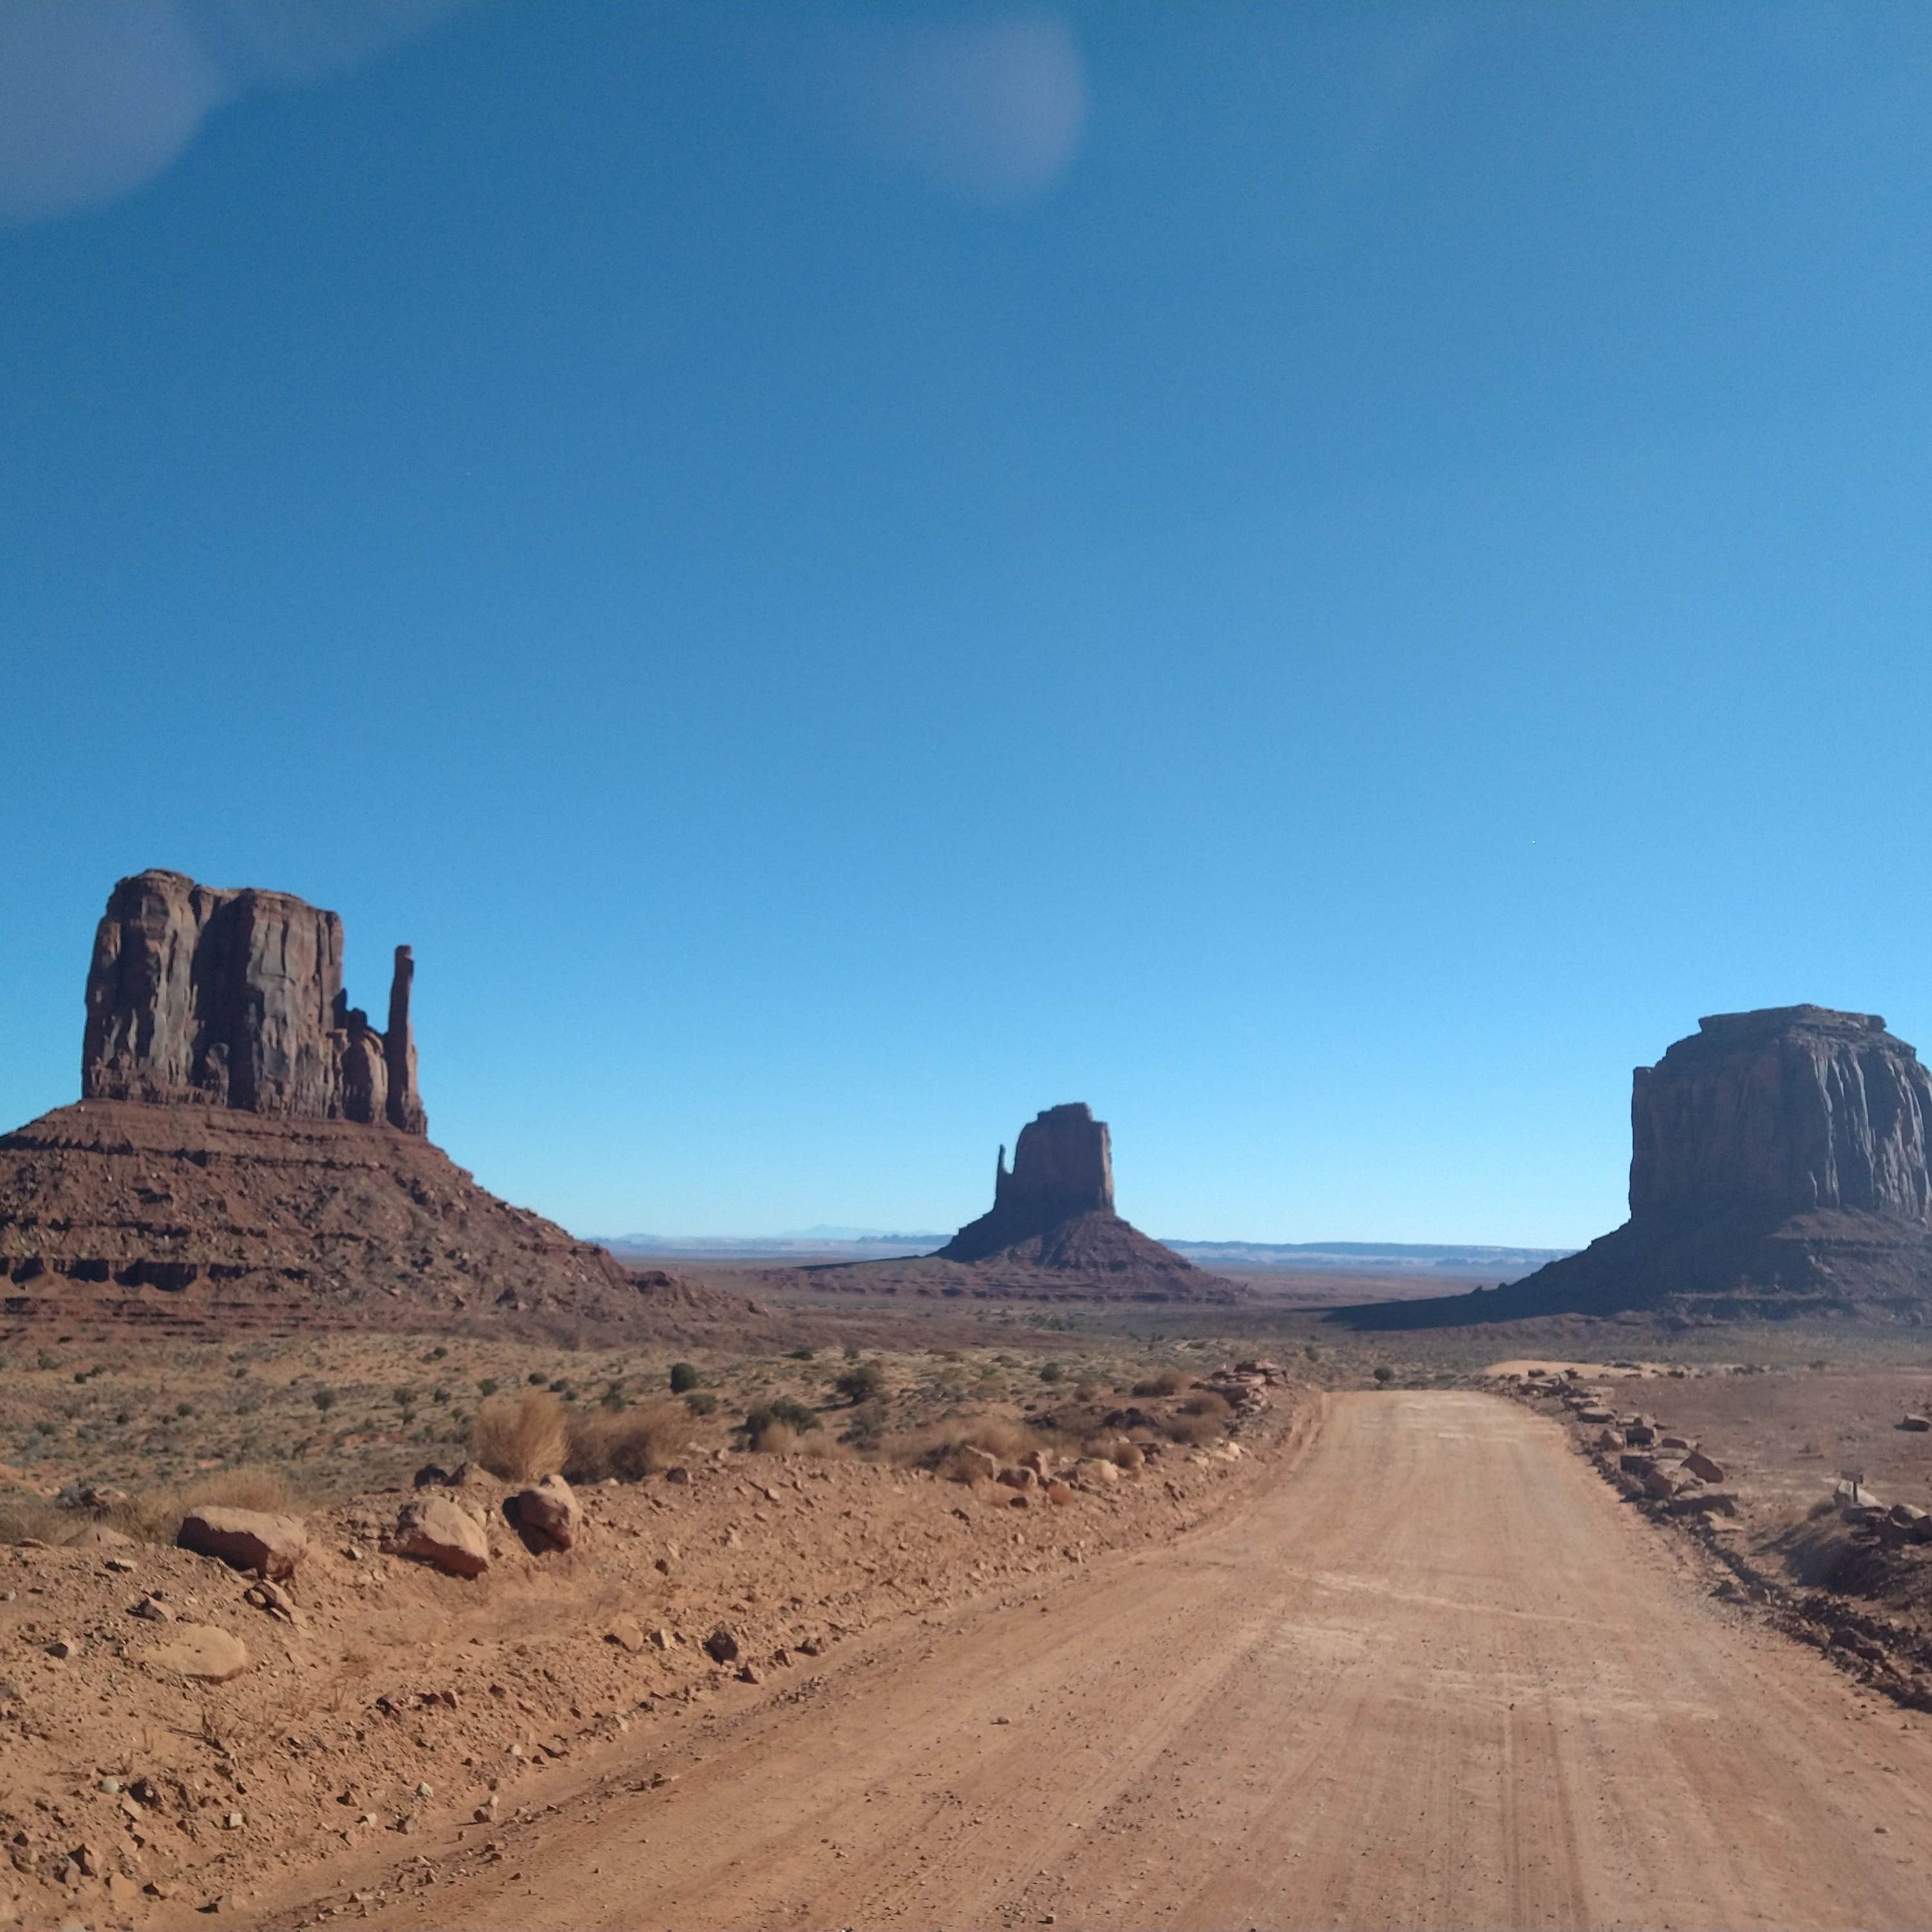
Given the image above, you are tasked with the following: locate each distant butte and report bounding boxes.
[767,1104,1244,1304]
[1,870,753,1336]
[1340,1004,1932,1330]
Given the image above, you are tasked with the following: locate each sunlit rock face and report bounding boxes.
[1630,1007,1932,1226]
[81,869,425,1133]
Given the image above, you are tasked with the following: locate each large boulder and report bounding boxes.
[511,1474,582,1551]
[177,1507,307,1580]
[388,1496,489,1577]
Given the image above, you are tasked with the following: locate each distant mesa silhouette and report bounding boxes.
[1338,1004,1932,1331]
[1,869,752,1334]
[933,1103,1236,1293]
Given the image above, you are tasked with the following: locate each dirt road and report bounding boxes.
[311,1393,1932,1929]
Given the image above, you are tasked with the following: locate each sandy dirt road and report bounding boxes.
[305,1392,1932,1930]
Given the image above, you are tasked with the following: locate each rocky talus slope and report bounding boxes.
[1342,1006,1932,1329]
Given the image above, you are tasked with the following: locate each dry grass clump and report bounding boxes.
[1132,1368,1189,1397]
[0,1492,70,1545]
[183,1467,294,1512]
[471,1389,568,1481]
[564,1399,692,1481]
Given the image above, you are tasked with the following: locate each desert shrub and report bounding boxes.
[565,1399,692,1481]
[599,1380,627,1412]
[471,1389,568,1481]
[1164,1410,1227,1446]
[478,1377,499,1397]
[835,1362,885,1405]
[1109,1439,1144,1471]
[743,1397,820,1450]
[683,1390,717,1416]
[1179,1390,1233,1420]
[842,1343,862,1361]
[840,1398,888,1448]
[788,1347,815,1361]
[0,1492,71,1545]
[1132,1368,1188,1398]
[1372,1365,1395,1385]
[668,1361,701,1394]
[884,1414,1050,1472]
[1039,1361,1063,1383]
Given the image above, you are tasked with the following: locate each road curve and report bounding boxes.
[337,1392,1932,1930]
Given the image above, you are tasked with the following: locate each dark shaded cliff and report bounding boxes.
[1338,1006,1932,1331]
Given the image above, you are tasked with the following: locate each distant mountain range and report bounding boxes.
[591,1229,1573,1276]
[1162,1240,1574,1276]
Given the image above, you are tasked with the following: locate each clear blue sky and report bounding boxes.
[4,2,1929,1246]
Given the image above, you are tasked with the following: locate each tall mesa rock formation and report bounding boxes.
[82,869,425,1132]
[938,1103,1117,1260]
[1342,1004,1932,1330]
[1628,1007,1932,1225]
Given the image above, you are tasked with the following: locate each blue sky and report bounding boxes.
[3,2,1929,1246]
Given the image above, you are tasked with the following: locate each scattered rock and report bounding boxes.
[146,1624,249,1683]
[957,1446,1000,1484]
[1683,1449,1726,1484]
[1901,1415,1931,1432]
[605,1618,647,1654]
[178,1506,308,1580]
[703,1627,740,1665]
[243,1579,302,1625]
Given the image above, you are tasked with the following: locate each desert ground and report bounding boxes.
[252,1388,1932,1930]
[6,1282,1932,1929]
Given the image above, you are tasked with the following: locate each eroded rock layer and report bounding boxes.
[0,1101,755,1336]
